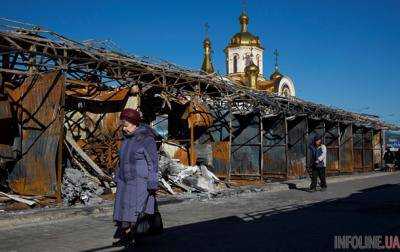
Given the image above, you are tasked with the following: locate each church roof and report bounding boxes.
[270,69,283,80]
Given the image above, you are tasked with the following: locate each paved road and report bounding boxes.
[0,173,399,252]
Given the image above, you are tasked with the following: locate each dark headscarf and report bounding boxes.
[313,134,322,143]
[120,108,141,125]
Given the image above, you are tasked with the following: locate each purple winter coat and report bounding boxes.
[113,125,158,223]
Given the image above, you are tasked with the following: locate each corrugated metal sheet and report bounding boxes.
[287,117,307,179]
[325,122,339,174]
[373,130,382,169]
[8,71,64,196]
[363,129,374,172]
[0,99,12,120]
[231,145,260,175]
[198,107,230,176]
[231,113,260,145]
[211,141,229,177]
[262,116,287,177]
[207,109,230,142]
[339,124,354,173]
[353,127,364,172]
[230,113,260,176]
[263,145,286,176]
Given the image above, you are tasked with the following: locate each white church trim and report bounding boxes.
[278,76,296,97]
[226,46,263,76]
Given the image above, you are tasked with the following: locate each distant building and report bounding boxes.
[201,11,296,97]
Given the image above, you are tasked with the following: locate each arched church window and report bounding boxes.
[281,84,291,97]
[256,54,260,66]
[233,54,238,73]
[245,53,251,66]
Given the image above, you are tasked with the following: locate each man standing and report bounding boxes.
[309,134,327,191]
[383,146,395,171]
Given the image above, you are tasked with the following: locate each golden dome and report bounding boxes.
[270,69,283,80]
[227,13,262,48]
[203,37,211,47]
[201,37,214,74]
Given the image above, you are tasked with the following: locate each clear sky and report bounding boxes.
[3,0,400,124]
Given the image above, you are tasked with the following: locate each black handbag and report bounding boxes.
[149,198,164,235]
[135,195,164,236]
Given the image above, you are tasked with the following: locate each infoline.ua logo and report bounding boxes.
[334,235,400,250]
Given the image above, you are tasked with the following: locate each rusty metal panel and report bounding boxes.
[230,145,260,175]
[308,119,324,139]
[212,109,230,142]
[354,149,363,172]
[325,122,339,174]
[230,113,261,176]
[327,150,339,174]
[339,124,353,173]
[263,116,286,146]
[211,141,229,177]
[262,116,286,177]
[287,117,307,179]
[8,71,64,196]
[184,100,214,129]
[193,107,230,176]
[231,113,260,145]
[263,145,286,176]
[194,142,212,166]
[206,108,230,142]
[372,130,382,169]
[353,127,364,172]
[363,128,374,172]
[0,99,12,119]
[363,149,373,172]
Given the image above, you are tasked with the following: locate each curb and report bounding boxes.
[0,171,397,230]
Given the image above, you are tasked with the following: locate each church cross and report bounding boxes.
[242,0,248,14]
[273,49,280,70]
[204,22,210,38]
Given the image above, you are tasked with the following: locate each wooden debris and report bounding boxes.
[65,143,102,185]
[65,134,112,184]
[0,192,36,206]
[160,178,175,195]
[170,180,193,193]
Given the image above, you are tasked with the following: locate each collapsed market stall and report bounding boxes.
[0,19,397,209]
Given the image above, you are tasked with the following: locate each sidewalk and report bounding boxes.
[0,171,396,230]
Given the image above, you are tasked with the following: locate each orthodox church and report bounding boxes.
[201,11,296,97]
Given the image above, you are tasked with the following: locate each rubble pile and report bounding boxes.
[58,150,224,207]
[62,163,104,206]
[158,154,224,194]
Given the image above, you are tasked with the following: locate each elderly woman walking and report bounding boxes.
[113,108,159,247]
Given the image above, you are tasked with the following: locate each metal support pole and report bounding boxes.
[56,71,65,202]
[380,130,384,168]
[337,122,341,173]
[284,114,289,179]
[227,109,232,181]
[259,115,263,181]
[305,117,310,177]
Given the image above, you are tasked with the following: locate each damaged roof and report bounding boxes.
[0,18,397,130]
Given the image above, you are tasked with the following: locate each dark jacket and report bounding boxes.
[113,124,158,223]
[384,150,395,164]
[309,144,327,169]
